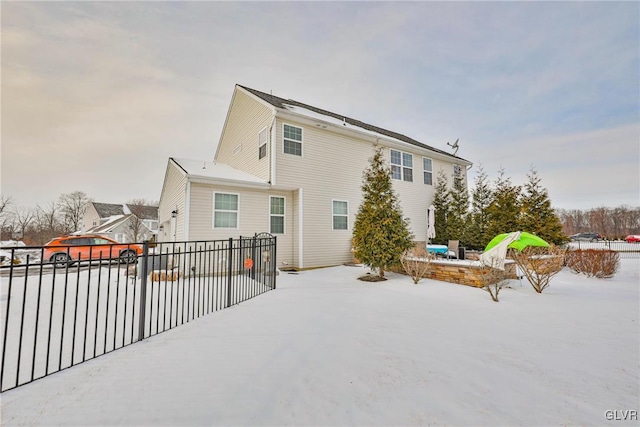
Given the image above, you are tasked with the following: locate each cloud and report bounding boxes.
[1,1,638,211]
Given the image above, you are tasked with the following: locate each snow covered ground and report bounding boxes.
[1,259,638,426]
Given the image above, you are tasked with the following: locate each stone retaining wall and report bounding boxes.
[424,259,518,288]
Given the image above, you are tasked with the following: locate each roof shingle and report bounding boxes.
[238,85,468,162]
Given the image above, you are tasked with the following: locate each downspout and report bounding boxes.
[298,187,303,269]
[270,113,277,186]
[184,180,191,241]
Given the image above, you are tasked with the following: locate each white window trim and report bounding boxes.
[269,195,286,235]
[282,123,303,157]
[422,156,433,185]
[258,127,268,160]
[212,192,240,230]
[453,164,463,180]
[332,199,349,231]
[390,149,413,182]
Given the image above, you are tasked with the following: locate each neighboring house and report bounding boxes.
[82,202,124,231]
[82,202,158,242]
[84,214,156,243]
[158,84,472,269]
[126,204,159,234]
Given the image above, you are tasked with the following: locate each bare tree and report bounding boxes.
[11,206,36,240]
[58,191,91,233]
[34,201,63,244]
[0,194,11,216]
[400,246,434,284]
[557,205,640,239]
[126,199,157,242]
[479,260,512,302]
[512,246,566,293]
[0,195,13,240]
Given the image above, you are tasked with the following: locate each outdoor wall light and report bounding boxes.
[171,209,178,219]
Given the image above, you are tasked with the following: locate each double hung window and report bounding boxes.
[213,193,238,228]
[423,157,433,185]
[332,200,348,230]
[283,124,302,156]
[270,196,285,234]
[258,128,268,160]
[390,149,413,182]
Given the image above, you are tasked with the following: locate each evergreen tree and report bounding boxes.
[519,167,566,244]
[466,164,493,250]
[487,168,521,238]
[352,146,414,278]
[431,169,451,245]
[446,170,470,246]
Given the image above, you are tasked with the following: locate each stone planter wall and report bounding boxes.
[425,259,518,288]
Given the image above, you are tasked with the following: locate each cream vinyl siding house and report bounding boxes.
[158,158,295,267]
[158,84,472,269]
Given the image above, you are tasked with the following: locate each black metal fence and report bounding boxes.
[566,240,640,258]
[0,234,277,392]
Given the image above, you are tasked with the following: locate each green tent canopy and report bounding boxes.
[484,231,550,252]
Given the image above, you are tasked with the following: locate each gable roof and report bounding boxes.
[238,85,468,162]
[125,204,158,220]
[85,214,131,233]
[86,213,154,235]
[92,202,125,218]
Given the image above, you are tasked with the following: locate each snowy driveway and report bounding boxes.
[2,261,639,426]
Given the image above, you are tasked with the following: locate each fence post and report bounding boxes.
[251,235,257,280]
[138,240,150,341]
[226,237,233,308]
[273,236,277,289]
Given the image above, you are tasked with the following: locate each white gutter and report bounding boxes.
[187,176,270,189]
[298,187,303,269]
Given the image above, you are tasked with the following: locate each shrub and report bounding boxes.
[479,263,511,302]
[512,245,566,293]
[564,249,619,278]
[400,246,433,284]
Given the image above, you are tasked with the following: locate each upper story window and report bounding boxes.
[332,200,348,230]
[423,157,433,185]
[213,193,239,229]
[258,128,268,160]
[453,164,463,180]
[270,196,285,234]
[143,219,159,231]
[390,149,413,182]
[283,124,303,156]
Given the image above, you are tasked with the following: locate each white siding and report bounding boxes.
[274,117,464,268]
[216,90,273,180]
[187,182,294,267]
[158,161,187,242]
[275,119,371,267]
[81,204,101,232]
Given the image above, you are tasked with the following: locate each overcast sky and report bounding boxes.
[2,2,638,211]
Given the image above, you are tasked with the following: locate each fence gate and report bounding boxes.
[0,234,277,392]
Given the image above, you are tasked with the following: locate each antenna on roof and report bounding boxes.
[447,138,460,156]
[343,117,346,126]
[202,162,206,169]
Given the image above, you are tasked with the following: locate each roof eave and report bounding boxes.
[187,175,271,189]
[274,108,471,165]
